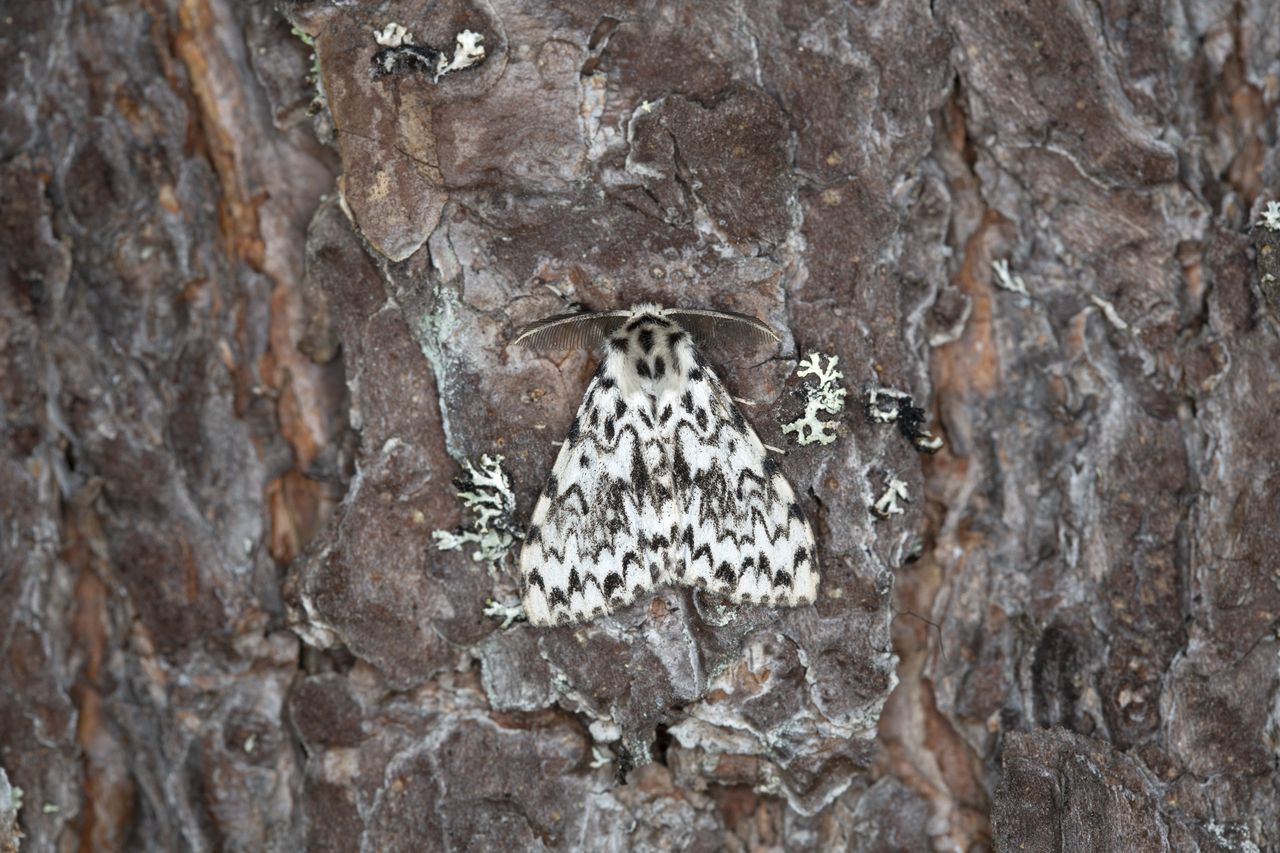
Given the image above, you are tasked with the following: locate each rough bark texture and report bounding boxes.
[1,0,1278,851]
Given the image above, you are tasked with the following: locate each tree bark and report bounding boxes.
[2,0,1277,850]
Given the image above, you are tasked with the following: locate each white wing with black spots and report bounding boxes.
[517,303,818,626]
[519,341,676,626]
[661,339,818,606]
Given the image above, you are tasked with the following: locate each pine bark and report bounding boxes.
[2,0,1278,850]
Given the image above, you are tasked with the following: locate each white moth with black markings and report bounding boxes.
[515,304,819,626]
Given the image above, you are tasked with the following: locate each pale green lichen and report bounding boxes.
[433,454,519,571]
[864,387,944,453]
[371,25,486,82]
[782,353,846,446]
[373,22,413,47]
[482,598,526,629]
[413,282,465,458]
[865,387,911,424]
[438,31,486,78]
[991,258,1028,294]
[872,477,909,518]
[589,746,613,769]
[1,772,21,837]
[1260,200,1280,232]
[290,26,325,114]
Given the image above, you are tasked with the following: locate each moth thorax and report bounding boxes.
[606,317,688,399]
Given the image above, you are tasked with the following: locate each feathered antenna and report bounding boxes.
[512,310,632,350]
[664,308,780,348]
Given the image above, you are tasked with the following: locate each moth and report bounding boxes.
[515,304,819,626]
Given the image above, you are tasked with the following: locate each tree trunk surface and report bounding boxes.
[2,0,1278,850]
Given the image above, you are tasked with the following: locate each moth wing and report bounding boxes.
[664,345,818,607]
[519,367,674,626]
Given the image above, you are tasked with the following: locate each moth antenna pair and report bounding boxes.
[513,306,780,352]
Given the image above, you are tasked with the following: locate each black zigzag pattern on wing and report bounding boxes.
[666,356,818,602]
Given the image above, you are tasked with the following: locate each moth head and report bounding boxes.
[514,305,780,352]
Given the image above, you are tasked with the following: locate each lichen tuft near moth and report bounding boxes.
[371,25,486,82]
[1260,200,1280,232]
[432,454,520,571]
[782,353,847,446]
[514,304,819,626]
[864,387,943,453]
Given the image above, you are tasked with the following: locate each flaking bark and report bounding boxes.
[1,0,1277,850]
